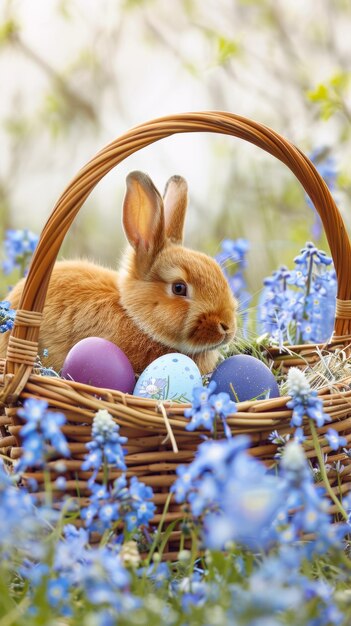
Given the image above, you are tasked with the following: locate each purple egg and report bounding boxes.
[61,337,135,393]
[209,354,280,402]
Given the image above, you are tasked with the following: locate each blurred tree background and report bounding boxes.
[0,0,351,302]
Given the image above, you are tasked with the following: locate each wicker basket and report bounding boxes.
[1,111,351,559]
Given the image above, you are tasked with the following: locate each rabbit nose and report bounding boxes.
[220,322,229,332]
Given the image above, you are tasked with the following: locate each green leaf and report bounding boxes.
[337,171,351,189]
[0,19,19,45]
[307,83,329,103]
[3,116,29,138]
[217,35,240,64]
[330,70,350,91]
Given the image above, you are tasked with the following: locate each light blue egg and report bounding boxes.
[133,353,202,402]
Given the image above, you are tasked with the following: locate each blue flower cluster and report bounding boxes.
[215,238,249,295]
[278,440,348,554]
[81,473,155,533]
[168,544,345,624]
[215,238,251,336]
[307,148,337,240]
[2,228,39,275]
[81,408,128,483]
[173,435,283,550]
[258,241,336,347]
[0,405,157,621]
[286,368,347,466]
[226,543,345,626]
[17,398,70,472]
[0,459,40,551]
[173,433,349,558]
[184,381,236,438]
[0,299,15,333]
[2,393,351,625]
[286,367,331,429]
[21,524,138,618]
[81,409,155,533]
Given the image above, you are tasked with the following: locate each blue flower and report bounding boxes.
[54,525,89,572]
[20,561,50,586]
[286,368,331,429]
[146,562,170,588]
[294,427,306,444]
[278,440,349,555]
[81,471,155,532]
[99,502,120,525]
[171,464,196,503]
[325,428,347,451]
[215,238,249,269]
[294,242,332,267]
[189,380,217,410]
[42,411,70,456]
[18,397,48,428]
[210,391,237,438]
[112,474,156,531]
[0,459,43,553]
[82,410,127,483]
[47,576,70,608]
[52,535,137,614]
[307,149,338,240]
[185,403,216,432]
[2,228,39,276]
[173,435,285,550]
[16,399,70,471]
[16,435,46,470]
[191,435,251,480]
[286,269,307,288]
[54,476,67,491]
[211,392,236,417]
[184,382,236,436]
[214,238,251,336]
[0,300,16,333]
[258,242,336,346]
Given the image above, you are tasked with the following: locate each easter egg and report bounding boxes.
[133,353,202,402]
[61,337,135,393]
[209,355,280,402]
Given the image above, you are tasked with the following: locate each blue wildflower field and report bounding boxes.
[1,208,351,625]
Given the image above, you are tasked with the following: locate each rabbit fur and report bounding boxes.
[0,172,237,375]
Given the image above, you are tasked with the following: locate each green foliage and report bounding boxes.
[307,72,351,121]
[3,115,30,139]
[57,0,73,19]
[0,18,19,45]
[216,35,241,65]
[122,0,154,8]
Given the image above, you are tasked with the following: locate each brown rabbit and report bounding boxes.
[0,172,237,375]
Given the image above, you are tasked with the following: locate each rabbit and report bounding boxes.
[0,171,237,375]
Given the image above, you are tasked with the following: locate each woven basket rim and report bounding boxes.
[2,110,351,407]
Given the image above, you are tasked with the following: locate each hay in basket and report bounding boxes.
[1,111,351,559]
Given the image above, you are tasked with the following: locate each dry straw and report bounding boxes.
[1,111,351,558]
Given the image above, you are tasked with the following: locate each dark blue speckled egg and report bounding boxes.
[209,355,280,402]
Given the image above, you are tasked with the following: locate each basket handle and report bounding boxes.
[3,111,351,391]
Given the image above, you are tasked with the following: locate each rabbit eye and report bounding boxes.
[172,282,188,297]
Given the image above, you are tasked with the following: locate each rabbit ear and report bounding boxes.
[163,175,188,244]
[123,171,165,273]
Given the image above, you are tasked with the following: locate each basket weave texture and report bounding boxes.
[1,111,351,557]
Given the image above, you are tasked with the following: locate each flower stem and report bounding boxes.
[297,253,314,344]
[43,466,52,509]
[309,419,348,520]
[144,492,173,568]
[103,457,109,488]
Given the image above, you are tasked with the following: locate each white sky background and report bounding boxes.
[1,0,350,274]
